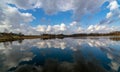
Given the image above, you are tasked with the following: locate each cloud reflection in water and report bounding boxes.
[0,38,120,72]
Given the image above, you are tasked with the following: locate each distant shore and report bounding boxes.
[0,31,120,42]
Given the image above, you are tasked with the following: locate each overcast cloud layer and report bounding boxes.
[0,0,120,34]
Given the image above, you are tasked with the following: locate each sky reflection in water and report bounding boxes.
[0,38,120,72]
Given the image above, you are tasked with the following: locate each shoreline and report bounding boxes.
[0,34,120,42]
[1,31,120,42]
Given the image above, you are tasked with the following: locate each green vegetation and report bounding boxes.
[66,31,120,37]
[0,32,24,42]
[0,31,120,42]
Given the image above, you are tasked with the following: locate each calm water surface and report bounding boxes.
[0,37,120,72]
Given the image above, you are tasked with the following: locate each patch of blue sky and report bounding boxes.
[19,8,73,27]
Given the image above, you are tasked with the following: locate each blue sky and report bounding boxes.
[19,1,110,27]
[0,0,120,34]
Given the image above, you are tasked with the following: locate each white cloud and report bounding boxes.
[103,0,120,25]
[46,25,52,32]
[6,7,35,33]
[57,0,74,11]
[70,21,77,26]
[72,0,106,20]
[8,0,38,10]
[35,23,67,34]
[106,12,113,19]
[8,0,107,19]
[36,25,46,32]
[34,22,119,34]
[0,0,119,34]
[0,1,35,34]
[4,6,35,24]
[87,25,118,33]
[107,0,119,11]
[60,23,67,31]
[77,27,83,32]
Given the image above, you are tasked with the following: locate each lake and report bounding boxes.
[0,37,120,72]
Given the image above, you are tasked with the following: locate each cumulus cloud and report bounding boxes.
[0,0,36,34]
[70,21,78,26]
[34,21,119,34]
[4,6,34,24]
[36,25,46,32]
[107,0,120,18]
[0,0,119,34]
[6,6,35,34]
[106,12,113,19]
[86,24,118,33]
[101,0,120,25]
[107,0,119,11]
[35,23,67,34]
[8,0,107,19]
[8,0,38,10]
